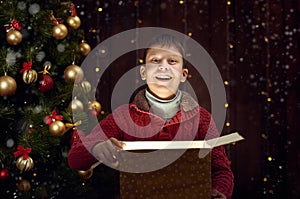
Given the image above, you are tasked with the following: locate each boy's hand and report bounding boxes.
[211,189,226,199]
[92,137,125,167]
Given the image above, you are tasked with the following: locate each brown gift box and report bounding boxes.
[118,133,243,199]
[120,149,211,199]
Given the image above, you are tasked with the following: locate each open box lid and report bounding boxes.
[119,132,244,199]
[122,132,244,150]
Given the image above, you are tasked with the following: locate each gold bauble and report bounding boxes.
[69,98,84,112]
[0,75,17,96]
[79,42,91,56]
[17,179,31,192]
[22,69,38,84]
[88,101,102,112]
[64,64,84,83]
[6,29,22,45]
[52,24,68,40]
[16,156,34,172]
[77,169,93,179]
[81,80,91,94]
[49,121,66,137]
[66,16,81,29]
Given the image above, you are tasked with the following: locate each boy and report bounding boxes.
[68,34,234,199]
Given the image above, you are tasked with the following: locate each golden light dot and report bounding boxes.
[101,49,106,54]
[33,173,37,177]
[188,74,192,78]
[130,39,135,44]
[261,91,265,95]
[229,44,233,49]
[98,7,103,12]
[179,0,184,4]
[91,29,97,33]
[224,81,229,85]
[261,22,266,27]
[268,190,274,194]
[230,19,235,23]
[268,157,272,161]
[225,103,229,108]
[226,122,230,127]
[227,1,231,5]
[95,67,100,72]
[137,19,142,24]
[263,177,268,182]
[270,113,274,118]
[268,83,272,87]
[267,97,272,102]
[82,182,85,186]
[188,32,192,37]
[261,133,268,139]
[100,111,105,115]
[264,37,269,43]
[139,59,143,63]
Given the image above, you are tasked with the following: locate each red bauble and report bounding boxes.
[0,168,10,180]
[38,74,54,92]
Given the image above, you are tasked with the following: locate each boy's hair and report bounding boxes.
[143,34,187,68]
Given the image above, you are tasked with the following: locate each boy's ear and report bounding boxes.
[140,65,146,80]
[181,68,189,82]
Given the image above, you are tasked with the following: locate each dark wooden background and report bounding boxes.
[73,0,299,198]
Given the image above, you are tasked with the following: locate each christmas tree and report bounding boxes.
[0,0,106,198]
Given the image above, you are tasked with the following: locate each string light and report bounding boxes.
[264,37,269,43]
[261,133,268,139]
[97,7,103,12]
[95,67,100,72]
[188,32,192,36]
[224,80,229,85]
[226,122,230,127]
[268,157,272,161]
[268,190,274,194]
[179,0,184,4]
[225,103,229,108]
[139,59,143,64]
[227,1,231,6]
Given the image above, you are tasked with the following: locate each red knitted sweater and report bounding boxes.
[68,90,234,198]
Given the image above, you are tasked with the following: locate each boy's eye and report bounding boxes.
[168,59,177,65]
[151,58,160,63]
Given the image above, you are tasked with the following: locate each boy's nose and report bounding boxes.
[158,60,169,70]
[158,64,169,71]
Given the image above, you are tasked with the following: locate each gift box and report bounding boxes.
[118,133,244,199]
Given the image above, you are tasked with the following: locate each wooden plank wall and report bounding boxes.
[73,0,299,198]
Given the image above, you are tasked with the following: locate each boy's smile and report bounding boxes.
[140,45,188,99]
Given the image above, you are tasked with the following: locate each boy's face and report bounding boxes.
[140,45,188,99]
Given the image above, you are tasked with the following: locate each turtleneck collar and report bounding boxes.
[145,89,182,121]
